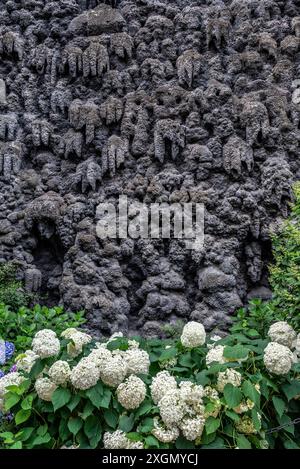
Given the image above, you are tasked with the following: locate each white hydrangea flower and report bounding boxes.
[100,355,127,387]
[70,357,99,390]
[116,375,146,409]
[88,346,112,370]
[48,360,71,385]
[63,329,92,358]
[32,329,60,359]
[128,339,140,349]
[35,377,57,401]
[180,321,206,348]
[233,399,255,414]
[150,371,177,405]
[0,372,24,398]
[204,386,219,400]
[103,430,143,449]
[158,389,185,427]
[152,417,179,443]
[179,416,205,441]
[263,342,294,375]
[103,430,128,449]
[268,322,296,348]
[179,381,204,413]
[206,345,226,365]
[124,349,150,376]
[216,368,242,392]
[16,350,39,373]
[235,415,260,435]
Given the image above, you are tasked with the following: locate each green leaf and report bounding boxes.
[225,410,240,422]
[201,437,226,449]
[15,427,34,442]
[276,414,294,435]
[138,417,154,433]
[126,432,143,442]
[134,401,152,418]
[175,436,195,449]
[241,381,260,407]
[81,400,95,420]
[84,416,102,449]
[10,441,22,449]
[145,436,160,448]
[59,419,71,441]
[31,433,51,446]
[272,396,286,418]
[52,388,72,412]
[4,392,21,411]
[195,370,210,386]
[100,388,111,409]
[86,382,104,408]
[205,416,220,435]
[223,383,242,408]
[37,424,48,436]
[67,395,81,412]
[119,414,135,433]
[68,417,83,436]
[29,359,45,379]
[178,352,194,368]
[236,434,251,449]
[21,394,34,411]
[223,345,249,360]
[251,409,261,431]
[282,381,300,401]
[15,409,31,425]
[103,409,118,429]
[159,347,177,362]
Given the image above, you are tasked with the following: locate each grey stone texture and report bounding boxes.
[0,0,299,337]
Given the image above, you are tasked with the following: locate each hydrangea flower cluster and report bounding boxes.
[151,372,206,442]
[103,430,144,449]
[263,322,299,375]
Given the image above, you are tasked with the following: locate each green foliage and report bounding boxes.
[0,262,29,311]
[232,183,300,334]
[0,325,299,450]
[0,304,85,360]
[269,182,300,329]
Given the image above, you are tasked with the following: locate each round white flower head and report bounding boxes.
[16,350,39,373]
[263,342,294,375]
[32,329,60,359]
[158,389,185,427]
[35,377,57,401]
[179,381,204,413]
[268,322,296,348]
[204,386,219,400]
[48,360,71,385]
[61,328,78,339]
[217,368,242,392]
[88,346,112,370]
[124,349,150,376]
[116,375,146,409]
[152,417,179,443]
[180,321,206,348]
[65,330,92,358]
[179,416,205,441]
[100,355,127,387]
[150,371,177,405]
[206,344,226,366]
[103,430,144,449]
[233,399,255,414]
[0,372,24,398]
[70,357,99,390]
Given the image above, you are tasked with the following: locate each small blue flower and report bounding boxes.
[5,342,15,360]
[0,370,5,379]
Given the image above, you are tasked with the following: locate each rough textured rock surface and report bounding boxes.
[0,0,299,337]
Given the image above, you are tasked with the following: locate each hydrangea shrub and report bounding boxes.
[0,321,300,450]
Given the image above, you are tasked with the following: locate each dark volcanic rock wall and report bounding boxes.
[0,0,299,337]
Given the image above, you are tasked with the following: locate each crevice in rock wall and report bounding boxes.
[0,0,299,337]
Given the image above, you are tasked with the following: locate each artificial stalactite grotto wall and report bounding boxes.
[0,0,299,337]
